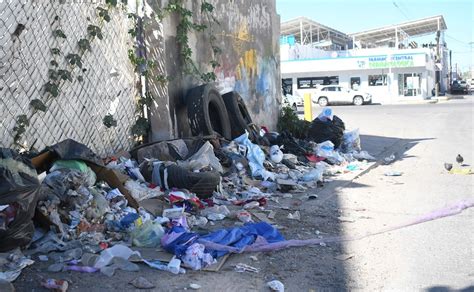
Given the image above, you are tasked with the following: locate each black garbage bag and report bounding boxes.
[0,148,40,252]
[307,115,346,148]
[35,139,104,173]
[275,131,311,157]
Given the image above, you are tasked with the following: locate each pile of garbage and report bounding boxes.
[0,108,376,289]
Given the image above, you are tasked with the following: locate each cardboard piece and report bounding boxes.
[251,211,275,224]
[139,198,166,217]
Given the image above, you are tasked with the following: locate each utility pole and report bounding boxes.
[449,50,452,91]
[435,30,440,97]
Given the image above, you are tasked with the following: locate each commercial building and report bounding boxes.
[281,16,449,104]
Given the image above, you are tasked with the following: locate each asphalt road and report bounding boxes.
[326,97,474,290]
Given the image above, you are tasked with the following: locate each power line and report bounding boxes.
[393,1,410,20]
[445,34,471,46]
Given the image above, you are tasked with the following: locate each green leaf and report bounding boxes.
[51,48,61,55]
[78,38,91,51]
[53,29,66,38]
[201,2,214,13]
[16,114,29,126]
[87,25,102,40]
[131,117,150,137]
[44,81,59,97]
[210,60,220,68]
[50,60,58,67]
[66,54,82,68]
[103,114,118,128]
[106,0,118,6]
[97,7,111,22]
[48,69,59,80]
[58,69,72,82]
[30,99,47,112]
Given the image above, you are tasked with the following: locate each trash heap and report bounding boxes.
[0,108,376,288]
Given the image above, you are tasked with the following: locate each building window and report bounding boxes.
[398,73,422,96]
[297,76,339,89]
[368,75,387,86]
[282,78,293,95]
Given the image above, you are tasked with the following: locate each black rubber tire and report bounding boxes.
[222,91,254,139]
[186,84,232,140]
[318,96,328,107]
[353,95,364,106]
[164,164,220,199]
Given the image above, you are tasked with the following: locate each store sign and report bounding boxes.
[368,55,415,69]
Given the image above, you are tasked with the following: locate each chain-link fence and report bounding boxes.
[0,1,138,156]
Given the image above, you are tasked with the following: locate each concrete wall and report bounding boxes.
[145,0,281,141]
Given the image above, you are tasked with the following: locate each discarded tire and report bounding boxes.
[161,164,220,199]
[222,91,254,139]
[186,84,232,140]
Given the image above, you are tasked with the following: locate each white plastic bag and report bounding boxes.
[342,129,361,153]
[182,243,216,270]
[234,132,275,180]
[178,141,223,173]
[94,244,141,269]
[315,141,335,157]
[270,145,284,163]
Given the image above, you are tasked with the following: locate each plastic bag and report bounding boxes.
[234,132,275,180]
[307,113,345,148]
[300,168,323,182]
[270,145,283,163]
[181,243,216,270]
[178,141,223,173]
[315,141,335,157]
[94,244,141,269]
[342,129,361,153]
[0,148,40,252]
[315,141,345,165]
[131,220,165,248]
[317,107,333,122]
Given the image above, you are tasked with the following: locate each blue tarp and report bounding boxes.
[161,222,284,259]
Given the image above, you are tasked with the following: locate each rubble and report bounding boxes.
[1,108,379,289]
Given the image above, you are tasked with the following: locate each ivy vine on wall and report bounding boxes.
[127,0,222,142]
[11,1,126,149]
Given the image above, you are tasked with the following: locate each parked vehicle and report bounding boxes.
[450,80,468,94]
[282,93,304,112]
[312,85,372,106]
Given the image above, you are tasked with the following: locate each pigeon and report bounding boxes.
[444,163,453,171]
[456,154,464,165]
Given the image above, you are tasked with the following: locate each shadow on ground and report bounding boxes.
[360,134,434,160]
[425,285,474,292]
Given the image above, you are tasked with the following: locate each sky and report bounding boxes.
[276,0,474,73]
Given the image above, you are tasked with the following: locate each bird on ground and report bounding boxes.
[456,154,464,165]
[444,163,453,171]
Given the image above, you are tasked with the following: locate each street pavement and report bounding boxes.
[325,97,474,290]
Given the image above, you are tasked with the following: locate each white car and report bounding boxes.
[313,85,372,106]
[282,94,304,112]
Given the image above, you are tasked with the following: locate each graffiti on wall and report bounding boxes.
[211,0,279,128]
